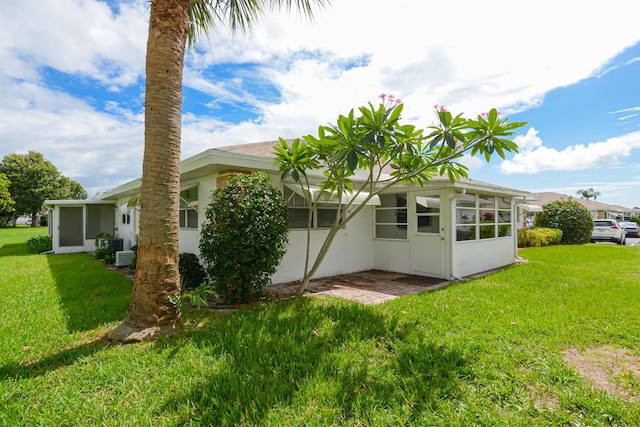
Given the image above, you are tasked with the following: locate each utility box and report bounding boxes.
[115,250,135,267]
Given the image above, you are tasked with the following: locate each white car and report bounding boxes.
[590,219,626,245]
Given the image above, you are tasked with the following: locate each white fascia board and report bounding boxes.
[182,149,280,174]
[43,199,117,208]
[451,181,532,198]
[517,204,544,212]
[96,178,142,201]
[95,149,280,201]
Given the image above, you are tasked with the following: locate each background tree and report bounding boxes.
[200,172,289,303]
[109,0,327,343]
[55,176,89,200]
[0,172,14,226]
[535,199,593,244]
[276,97,526,294]
[0,151,86,227]
[576,188,601,200]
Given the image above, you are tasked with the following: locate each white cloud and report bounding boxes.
[2,0,640,194]
[0,0,147,87]
[499,128,640,174]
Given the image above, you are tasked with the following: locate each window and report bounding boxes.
[121,213,130,225]
[416,195,440,234]
[284,187,339,229]
[456,193,512,242]
[375,193,407,239]
[497,197,512,237]
[179,186,199,229]
[455,193,477,241]
[479,195,496,239]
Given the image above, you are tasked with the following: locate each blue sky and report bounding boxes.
[1,0,640,207]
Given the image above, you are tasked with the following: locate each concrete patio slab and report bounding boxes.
[266,270,452,305]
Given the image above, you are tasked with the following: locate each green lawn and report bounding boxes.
[1,228,639,426]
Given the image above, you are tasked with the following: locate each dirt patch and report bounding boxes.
[563,346,640,400]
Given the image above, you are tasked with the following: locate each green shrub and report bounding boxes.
[199,172,289,304]
[93,245,116,264]
[535,199,593,244]
[179,252,207,291]
[170,283,218,314]
[518,227,563,247]
[26,235,52,253]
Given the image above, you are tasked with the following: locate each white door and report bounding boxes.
[411,192,447,278]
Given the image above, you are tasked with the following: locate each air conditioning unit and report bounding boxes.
[97,238,124,251]
[115,250,135,267]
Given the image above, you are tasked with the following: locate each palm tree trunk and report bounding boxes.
[109,0,190,343]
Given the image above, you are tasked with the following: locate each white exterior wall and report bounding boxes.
[451,237,516,278]
[372,239,412,274]
[272,206,375,284]
[114,197,137,251]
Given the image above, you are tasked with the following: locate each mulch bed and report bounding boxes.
[105,264,135,280]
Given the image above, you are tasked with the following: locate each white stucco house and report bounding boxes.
[45,140,536,283]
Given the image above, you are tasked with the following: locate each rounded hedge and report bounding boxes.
[199,172,289,303]
[535,199,593,244]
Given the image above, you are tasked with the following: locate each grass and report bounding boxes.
[1,228,639,425]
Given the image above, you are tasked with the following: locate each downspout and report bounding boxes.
[43,203,56,254]
[513,196,527,263]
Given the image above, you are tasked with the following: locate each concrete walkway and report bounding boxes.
[265,270,452,305]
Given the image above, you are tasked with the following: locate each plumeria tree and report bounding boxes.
[275,94,527,295]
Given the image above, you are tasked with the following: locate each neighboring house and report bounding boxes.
[526,192,639,221]
[45,140,537,283]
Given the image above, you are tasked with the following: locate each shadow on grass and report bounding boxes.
[0,337,109,380]
[0,242,34,257]
[46,253,133,332]
[161,297,470,425]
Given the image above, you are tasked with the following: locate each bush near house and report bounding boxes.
[178,252,207,291]
[93,246,116,264]
[26,235,52,253]
[199,172,289,304]
[518,227,563,247]
[535,199,593,244]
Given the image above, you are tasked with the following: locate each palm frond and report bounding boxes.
[187,0,329,48]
